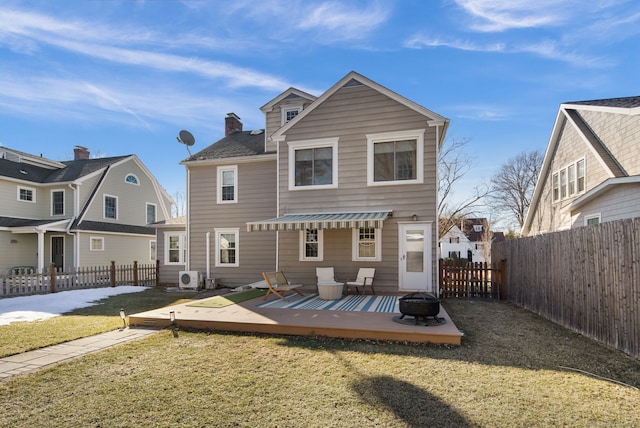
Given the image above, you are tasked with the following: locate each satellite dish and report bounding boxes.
[177,130,195,156]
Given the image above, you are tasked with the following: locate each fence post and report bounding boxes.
[499,259,507,300]
[155,259,160,287]
[49,263,56,293]
[110,261,116,287]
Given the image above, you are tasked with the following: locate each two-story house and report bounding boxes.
[0,145,173,274]
[440,218,502,263]
[523,96,640,235]
[181,71,449,293]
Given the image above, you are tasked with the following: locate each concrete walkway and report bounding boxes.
[0,327,159,381]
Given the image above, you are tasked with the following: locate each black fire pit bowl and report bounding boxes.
[397,292,445,326]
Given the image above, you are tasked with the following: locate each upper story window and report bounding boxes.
[104,195,118,219]
[552,159,585,202]
[473,225,483,232]
[146,203,157,224]
[288,138,339,190]
[281,106,302,125]
[18,186,36,203]
[125,174,139,185]
[367,129,424,186]
[52,190,65,216]
[217,165,238,203]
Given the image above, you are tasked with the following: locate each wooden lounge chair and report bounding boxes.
[345,268,376,295]
[262,271,304,301]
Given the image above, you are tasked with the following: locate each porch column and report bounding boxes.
[37,230,45,273]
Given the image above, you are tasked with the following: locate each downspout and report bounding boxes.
[206,231,211,279]
[434,124,441,297]
[185,167,191,270]
[67,182,79,267]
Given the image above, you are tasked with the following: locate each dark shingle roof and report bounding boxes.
[71,220,155,236]
[183,130,267,162]
[565,96,640,109]
[0,155,130,183]
[0,216,62,228]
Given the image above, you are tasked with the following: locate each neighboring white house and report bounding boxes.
[0,145,173,274]
[439,218,503,263]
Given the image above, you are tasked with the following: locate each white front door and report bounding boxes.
[398,223,432,292]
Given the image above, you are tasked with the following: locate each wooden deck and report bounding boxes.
[128,292,463,345]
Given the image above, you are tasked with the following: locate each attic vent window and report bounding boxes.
[281,106,302,125]
[125,174,139,185]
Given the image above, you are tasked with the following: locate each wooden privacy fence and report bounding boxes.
[439,259,505,299]
[0,260,158,298]
[492,217,640,360]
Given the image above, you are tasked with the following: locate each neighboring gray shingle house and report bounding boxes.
[181,71,449,293]
[0,145,173,274]
[523,96,640,235]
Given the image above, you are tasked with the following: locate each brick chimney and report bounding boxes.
[73,145,90,160]
[225,113,243,136]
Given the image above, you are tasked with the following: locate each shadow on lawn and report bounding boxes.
[352,375,470,427]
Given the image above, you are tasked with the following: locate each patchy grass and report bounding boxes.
[1,298,639,427]
[0,287,199,358]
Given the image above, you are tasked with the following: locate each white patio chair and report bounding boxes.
[315,267,345,300]
[345,268,376,295]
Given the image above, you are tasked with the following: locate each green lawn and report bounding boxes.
[1,290,639,427]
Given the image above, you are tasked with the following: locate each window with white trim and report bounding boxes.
[281,105,302,125]
[553,159,585,202]
[146,203,157,224]
[367,129,424,185]
[149,240,156,261]
[288,138,338,190]
[215,228,239,267]
[164,232,186,265]
[90,236,104,251]
[52,189,65,215]
[217,165,238,203]
[352,227,381,261]
[299,229,323,261]
[125,174,139,185]
[18,186,35,202]
[104,195,118,219]
[585,213,601,226]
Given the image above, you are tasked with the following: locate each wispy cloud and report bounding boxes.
[452,0,578,32]
[297,1,390,41]
[446,104,510,121]
[405,35,505,52]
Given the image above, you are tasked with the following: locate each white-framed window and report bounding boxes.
[125,174,139,185]
[367,129,424,186]
[149,240,156,261]
[90,236,104,251]
[299,229,323,261]
[352,227,381,261]
[288,138,339,190]
[553,158,585,202]
[585,213,601,226]
[104,195,118,219]
[215,228,239,267]
[217,165,238,203]
[473,225,483,232]
[17,186,36,203]
[449,237,460,243]
[164,232,186,265]
[51,189,65,216]
[146,203,157,224]
[281,105,302,125]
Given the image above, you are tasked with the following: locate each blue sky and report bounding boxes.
[1,0,639,218]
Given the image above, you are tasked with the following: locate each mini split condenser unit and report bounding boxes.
[178,271,202,289]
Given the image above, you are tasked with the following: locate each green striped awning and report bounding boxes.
[246,211,391,232]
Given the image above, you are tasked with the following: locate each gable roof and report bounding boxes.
[522,95,640,235]
[181,130,270,164]
[270,71,449,147]
[260,87,317,113]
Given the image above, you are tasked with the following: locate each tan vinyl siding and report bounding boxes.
[275,84,439,292]
[0,179,46,218]
[155,225,184,285]
[187,159,277,287]
[76,232,154,267]
[82,159,166,225]
[572,183,640,227]
[0,231,38,274]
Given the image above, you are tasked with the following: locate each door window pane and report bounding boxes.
[405,230,424,273]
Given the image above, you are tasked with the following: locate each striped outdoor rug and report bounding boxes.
[257,293,399,313]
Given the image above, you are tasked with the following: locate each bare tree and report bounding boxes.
[172,190,186,217]
[438,137,492,239]
[488,150,544,231]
